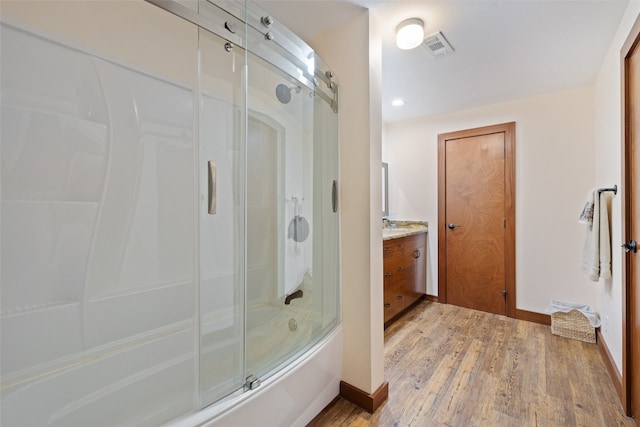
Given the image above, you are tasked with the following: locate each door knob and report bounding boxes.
[622,240,638,253]
[447,223,460,230]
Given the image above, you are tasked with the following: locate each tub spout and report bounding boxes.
[285,289,304,305]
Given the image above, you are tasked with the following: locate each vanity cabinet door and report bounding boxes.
[383,248,408,320]
[383,280,406,320]
[383,232,427,324]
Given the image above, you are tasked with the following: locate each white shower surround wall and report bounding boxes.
[0,1,341,425]
[1,20,198,425]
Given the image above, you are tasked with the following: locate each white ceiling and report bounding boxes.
[255,0,629,123]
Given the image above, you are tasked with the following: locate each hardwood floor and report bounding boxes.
[308,301,635,427]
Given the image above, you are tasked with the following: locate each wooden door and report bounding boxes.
[438,123,516,317]
[623,16,640,420]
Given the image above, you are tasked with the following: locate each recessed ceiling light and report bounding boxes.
[391,98,405,107]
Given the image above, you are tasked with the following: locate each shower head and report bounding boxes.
[275,83,301,104]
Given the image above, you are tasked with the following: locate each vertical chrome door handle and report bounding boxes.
[208,161,216,215]
[332,180,338,213]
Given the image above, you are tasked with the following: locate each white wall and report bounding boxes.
[594,1,640,375]
[312,11,386,395]
[1,0,197,85]
[384,86,598,313]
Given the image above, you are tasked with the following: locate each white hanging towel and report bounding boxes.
[581,189,612,281]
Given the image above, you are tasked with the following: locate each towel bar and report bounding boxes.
[598,185,617,195]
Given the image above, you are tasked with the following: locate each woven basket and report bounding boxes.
[551,310,596,343]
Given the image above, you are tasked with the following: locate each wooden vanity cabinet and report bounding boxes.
[383,232,427,324]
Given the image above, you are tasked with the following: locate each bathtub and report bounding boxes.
[167,325,342,427]
[247,305,280,330]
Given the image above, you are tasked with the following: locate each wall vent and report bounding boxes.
[423,31,454,57]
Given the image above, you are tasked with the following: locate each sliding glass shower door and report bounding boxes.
[197,0,339,408]
[244,45,314,381]
[198,20,247,404]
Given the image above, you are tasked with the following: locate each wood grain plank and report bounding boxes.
[308,301,634,427]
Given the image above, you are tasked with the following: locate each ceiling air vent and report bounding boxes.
[423,31,454,57]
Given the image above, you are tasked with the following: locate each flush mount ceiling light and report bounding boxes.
[396,18,424,50]
[391,98,405,107]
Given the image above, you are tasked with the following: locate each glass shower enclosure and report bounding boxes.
[0,0,339,424]
[195,0,340,406]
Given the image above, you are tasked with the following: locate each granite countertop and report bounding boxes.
[382,220,428,241]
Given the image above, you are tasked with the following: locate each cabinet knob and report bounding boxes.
[413,249,421,258]
[384,303,391,308]
[384,272,392,277]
